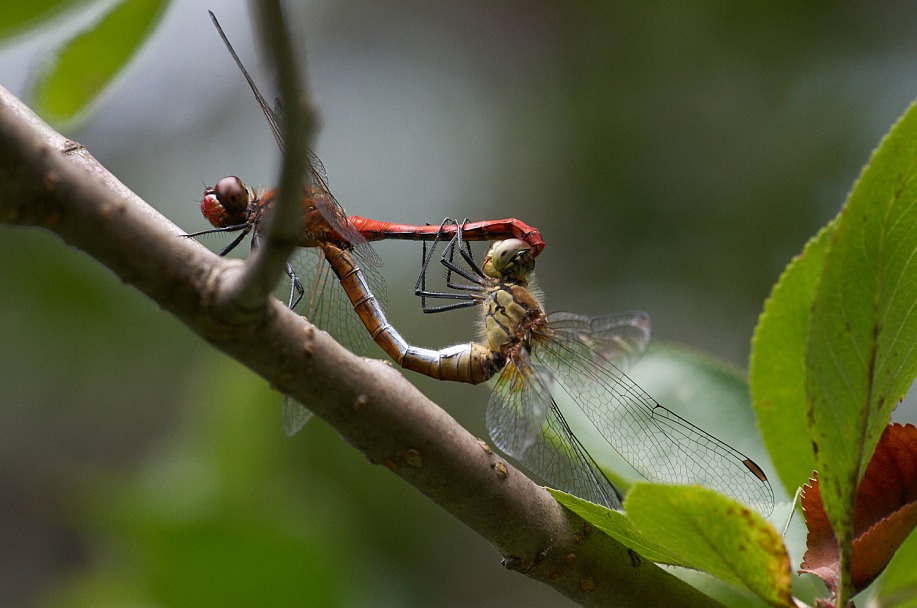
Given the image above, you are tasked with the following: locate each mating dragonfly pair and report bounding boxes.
[187,13,774,515]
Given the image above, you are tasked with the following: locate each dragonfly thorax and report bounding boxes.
[296,187,352,247]
[482,280,543,355]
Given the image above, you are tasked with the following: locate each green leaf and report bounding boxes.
[547,488,689,566]
[805,97,917,599]
[32,0,169,124]
[876,522,917,607]
[750,219,837,496]
[0,0,84,42]
[626,483,793,608]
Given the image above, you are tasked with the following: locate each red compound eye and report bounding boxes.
[212,176,248,213]
[200,176,249,227]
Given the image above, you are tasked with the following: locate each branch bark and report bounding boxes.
[0,85,723,607]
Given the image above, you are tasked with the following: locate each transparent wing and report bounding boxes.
[268,98,383,269]
[486,354,549,458]
[282,395,313,436]
[486,350,624,510]
[545,311,650,371]
[283,245,388,352]
[532,312,775,515]
[280,247,388,435]
[303,185,383,268]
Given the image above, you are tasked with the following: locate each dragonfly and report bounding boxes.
[188,12,545,432]
[191,12,545,287]
[322,222,775,513]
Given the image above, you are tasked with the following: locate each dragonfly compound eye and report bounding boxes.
[485,238,532,277]
[213,176,250,213]
[201,176,250,228]
[200,190,226,227]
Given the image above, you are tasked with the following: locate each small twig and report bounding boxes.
[216,2,315,311]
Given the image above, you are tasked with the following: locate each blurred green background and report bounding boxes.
[2,1,916,606]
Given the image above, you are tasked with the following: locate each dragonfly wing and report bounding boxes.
[486,357,549,458]
[287,248,383,355]
[532,318,775,515]
[258,96,285,155]
[299,147,384,270]
[314,198,384,269]
[267,98,383,270]
[275,236,384,436]
[282,394,314,436]
[278,232,386,435]
[545,311,650,371]
[486,350,624,510]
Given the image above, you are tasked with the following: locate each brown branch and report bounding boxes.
[0,86,723,607]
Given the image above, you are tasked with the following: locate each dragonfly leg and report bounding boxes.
[452,219,481,273]
[217,227,251,256]
[183,222,252,256]
[285,262,305,309]
[414,220,481,313]
[248,229,303,309]
[438,221,486,286]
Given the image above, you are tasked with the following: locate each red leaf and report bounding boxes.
[799,474,838,593]
[800,423,917,596]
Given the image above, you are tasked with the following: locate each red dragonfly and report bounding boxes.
[190,12,545,307]
[195,14,542,252]
[188,13,545,432]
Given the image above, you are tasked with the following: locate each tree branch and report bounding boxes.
[0,86,723,607]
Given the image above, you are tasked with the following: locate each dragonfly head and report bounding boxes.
[483,238,535,279]
[201,176,252,228]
